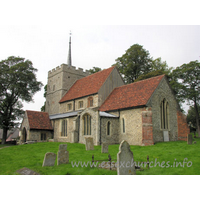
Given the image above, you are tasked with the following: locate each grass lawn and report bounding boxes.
[0,136,199,175]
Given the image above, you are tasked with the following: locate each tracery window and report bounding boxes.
[61,120,67,137]
[83,114,91,135]
[160,99,169,129]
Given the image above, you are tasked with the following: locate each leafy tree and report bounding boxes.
[41,84,47,112]
[152,57,172,73]
[0,56,43,144]
[115,44,153,84]
[135,70,170,82]
[133,57,173,82]
[88,67,102,74]
[172,60,200,136]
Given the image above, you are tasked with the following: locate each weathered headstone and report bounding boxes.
[117,140,136,175]
[101,143,109,153]
[85,137,94,150]
[42,152,56,167]
[163,131,169,142]
[57,144,69,165]
[16,167,40,175]
[187,134,193,145]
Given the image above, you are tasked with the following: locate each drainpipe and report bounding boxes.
[99,116,102,145]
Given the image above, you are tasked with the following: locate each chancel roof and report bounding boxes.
[99,75,165,112]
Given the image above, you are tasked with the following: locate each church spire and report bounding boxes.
[67,31,72,67]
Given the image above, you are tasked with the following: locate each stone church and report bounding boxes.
[19,36,189,146]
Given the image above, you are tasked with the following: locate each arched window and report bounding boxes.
[22,127,27,142]
[83,114,91,135]
[122,118,125,133]
[160,99,169,129]
[61,119,67,136]
[88,97,93,107]
[107,121,111,135]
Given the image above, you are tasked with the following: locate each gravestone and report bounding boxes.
[85,137,94,150]
[16,167,40,175]
[101,143,109,153]
[163,131,169,142]
[187,134,193,145]
[57,144,69,165]
[42,152,56,167]
[117,140,136,175]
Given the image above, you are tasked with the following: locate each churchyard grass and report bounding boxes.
[0,136,199,175]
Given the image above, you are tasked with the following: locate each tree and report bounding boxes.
[172,60,200,136]
[115,44,153,84]
[135,70,168,82]
[0,56,43,144]
[152,57,172,73]
[88,67,102,74]
[187,105,200,132]
[135,58,172,82]
[41,84,47,112]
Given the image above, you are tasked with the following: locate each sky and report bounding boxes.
[0,1,200,115]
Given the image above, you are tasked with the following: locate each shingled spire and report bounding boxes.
[67,31,72,67]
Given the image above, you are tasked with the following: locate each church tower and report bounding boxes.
[45,33,89,115]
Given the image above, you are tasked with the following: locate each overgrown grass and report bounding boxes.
[0,136,199,175]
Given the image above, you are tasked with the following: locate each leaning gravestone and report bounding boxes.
[57,144,69,165]
[42,152,56,167]
[101,143,109,153]
[85,137,94,150]
[117,140,136,175]
[187,134,193,145]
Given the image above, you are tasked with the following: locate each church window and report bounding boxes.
[79,101,83,109]
[61,120,67,137]
[41,133,46,141]
[88,97,93,107]
[160,99,169,129]
[122,118,125,133]
[107,121,111,135]
[68,103,72,111]
[53,85,55,91]
[83,114,91,135]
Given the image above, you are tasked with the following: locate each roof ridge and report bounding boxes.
[113,74,165,90]
[76,65,115,81]
[26,110,49,114]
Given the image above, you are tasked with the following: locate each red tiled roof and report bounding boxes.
[99,75,165,112]
[59,66,115,103]
[26,110,53,130]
